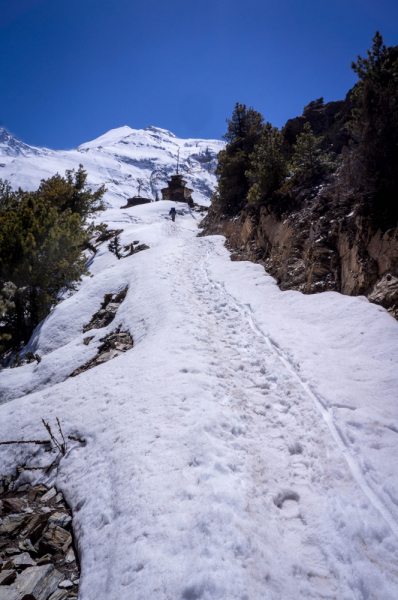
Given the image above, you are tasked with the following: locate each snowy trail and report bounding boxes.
[201,248,398,540]
[1,203,398,600]
[153,218,398,597]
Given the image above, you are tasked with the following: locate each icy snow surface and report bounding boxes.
[1,129,398,599]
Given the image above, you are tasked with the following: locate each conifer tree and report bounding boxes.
[37,164,106,221]
[344,31,398,223]
[246,122,287,205]
[213,103,264,214]
[290,123,334,180]
[0,168,106,353]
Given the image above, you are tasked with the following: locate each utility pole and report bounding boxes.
[177,149,179,175]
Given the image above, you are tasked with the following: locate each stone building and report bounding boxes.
[161,174,194,206]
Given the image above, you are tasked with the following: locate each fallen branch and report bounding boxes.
[0,440,50,445]
[0,418,85,474]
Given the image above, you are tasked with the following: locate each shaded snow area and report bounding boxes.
[1,201,398,600]
[0,126,224,206]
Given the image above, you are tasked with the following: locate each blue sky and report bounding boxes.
[1,0,397,149]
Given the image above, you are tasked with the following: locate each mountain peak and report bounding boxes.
[144,126,177,139]
[0,127,43,158]
[77,126,134,150]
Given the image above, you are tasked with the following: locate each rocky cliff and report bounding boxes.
[282,93,354,154]
[199,94,398,320]
[199,198,398,319]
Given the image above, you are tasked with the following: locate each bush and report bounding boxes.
[0,166,106,353]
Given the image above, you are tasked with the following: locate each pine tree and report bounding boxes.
[108,234,122,259]
[0,168,106,353]
[344,31,398,223]
[290,123,334,180]
[38,164,106,221]
[246,122,287,205]
[213,103,264,214]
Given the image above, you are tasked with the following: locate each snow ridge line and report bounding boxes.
[202,248,398,539]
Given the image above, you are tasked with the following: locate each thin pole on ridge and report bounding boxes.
[177,148,179,175]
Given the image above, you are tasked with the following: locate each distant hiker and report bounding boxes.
[169,206,176,222]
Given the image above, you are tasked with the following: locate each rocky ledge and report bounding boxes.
[199,192,398,321]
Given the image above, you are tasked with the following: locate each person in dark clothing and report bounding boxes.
[169,206,176,222]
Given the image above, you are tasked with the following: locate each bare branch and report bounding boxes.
[0,440,51,446]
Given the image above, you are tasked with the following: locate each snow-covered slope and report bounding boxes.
[1,128,398,599]
[0,126,224,206]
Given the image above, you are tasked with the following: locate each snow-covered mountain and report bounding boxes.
[1,126,398,600]
[0,127,50,158]
[0,126,225,206]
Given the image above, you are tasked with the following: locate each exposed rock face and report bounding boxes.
[282,93,353,154]
[70,330,133,377]
[199,196,398,320]
[70,286,133,376]
[0,128,45,158]
[199,89,398,320]
[83,287,128,333]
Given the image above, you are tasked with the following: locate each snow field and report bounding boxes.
[1,201,398,599]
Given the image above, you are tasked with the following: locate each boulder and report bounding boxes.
[0,569,16,585]
[2,498,27,513]
[35,554,52,566]
[0,587,19,599]
[47,513,71,530]
[9,564,63,600]
[39,525,72,555]
[48,590,68,600]
[12,552,36,570]
[39,489,56,503]
[18,539,36,555]
[20,514,49,545]
[0,515,28,538]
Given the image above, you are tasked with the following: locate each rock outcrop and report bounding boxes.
[0,479,80,600]
[70,329,133,377]
[199,190,398,320]
[283,94,354,154]
[83,287,128,333]
[199,92,398,321]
